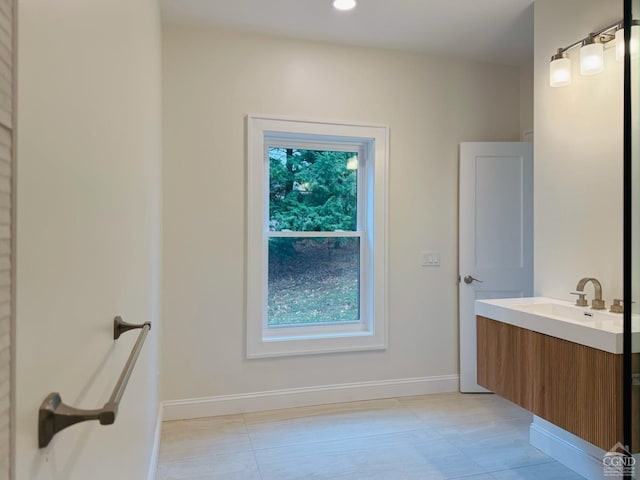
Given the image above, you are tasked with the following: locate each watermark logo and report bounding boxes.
[603,442,636,477]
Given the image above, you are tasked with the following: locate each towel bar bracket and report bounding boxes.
[38,393,116,448]
[114,316,151,340]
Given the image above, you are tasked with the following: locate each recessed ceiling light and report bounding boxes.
[332,0,357,11]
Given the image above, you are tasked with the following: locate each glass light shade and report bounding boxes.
[616,28,625,61]
[616,26,640,62]
[580,42,604,75]
[549,57,572,87]
[332,0,356,10]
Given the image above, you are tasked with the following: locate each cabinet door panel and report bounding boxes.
[534,334,623,451]
[476,316,533,410]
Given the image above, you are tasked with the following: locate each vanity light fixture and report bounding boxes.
[549,19,640,87]
[332,0,357,11]
[580,35,604,76]
[549,49,571,87]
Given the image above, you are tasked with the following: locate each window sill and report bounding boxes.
[247,331,388,359]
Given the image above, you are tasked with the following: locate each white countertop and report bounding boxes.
[475,297,640,354]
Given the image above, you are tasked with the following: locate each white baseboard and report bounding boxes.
[529,416,615,480]
[162,374,459,421]
[147,403,164,480]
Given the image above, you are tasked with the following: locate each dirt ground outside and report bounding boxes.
[268,238,360,325]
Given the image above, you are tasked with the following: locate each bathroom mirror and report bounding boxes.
[631,0,639,318]
[626,0,640,456]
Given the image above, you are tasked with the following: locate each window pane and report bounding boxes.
[268,148,358,232]
[268,237,360,325]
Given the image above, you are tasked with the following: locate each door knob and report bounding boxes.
[463,275,483,284]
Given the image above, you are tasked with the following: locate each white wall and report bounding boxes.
[161,24,521,403]
[16,1,162,479]
[534,0,623,302]
[520,63,534,136]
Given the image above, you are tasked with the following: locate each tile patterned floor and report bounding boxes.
[156,393,586,480]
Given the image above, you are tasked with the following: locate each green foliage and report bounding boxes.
[268,237,297,261]
[267,149,361,323]
[269,148,357,234]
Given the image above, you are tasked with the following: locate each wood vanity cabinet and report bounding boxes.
[476,315,639,453]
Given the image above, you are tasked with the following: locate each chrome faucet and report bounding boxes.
[576,277,605,310]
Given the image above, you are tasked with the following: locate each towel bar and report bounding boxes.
[38,317,151,448]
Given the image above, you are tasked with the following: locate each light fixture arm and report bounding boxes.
[552,19,628,59]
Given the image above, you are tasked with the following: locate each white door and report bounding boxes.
[459,142,533,393]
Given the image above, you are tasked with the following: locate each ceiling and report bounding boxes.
[160,0,534,67]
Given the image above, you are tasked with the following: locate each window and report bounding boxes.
[247,115,388,358]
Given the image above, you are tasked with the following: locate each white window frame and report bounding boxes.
[246,115,388,358]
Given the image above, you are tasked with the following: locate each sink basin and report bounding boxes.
[510,302,620,324]
[475,297,640,354]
